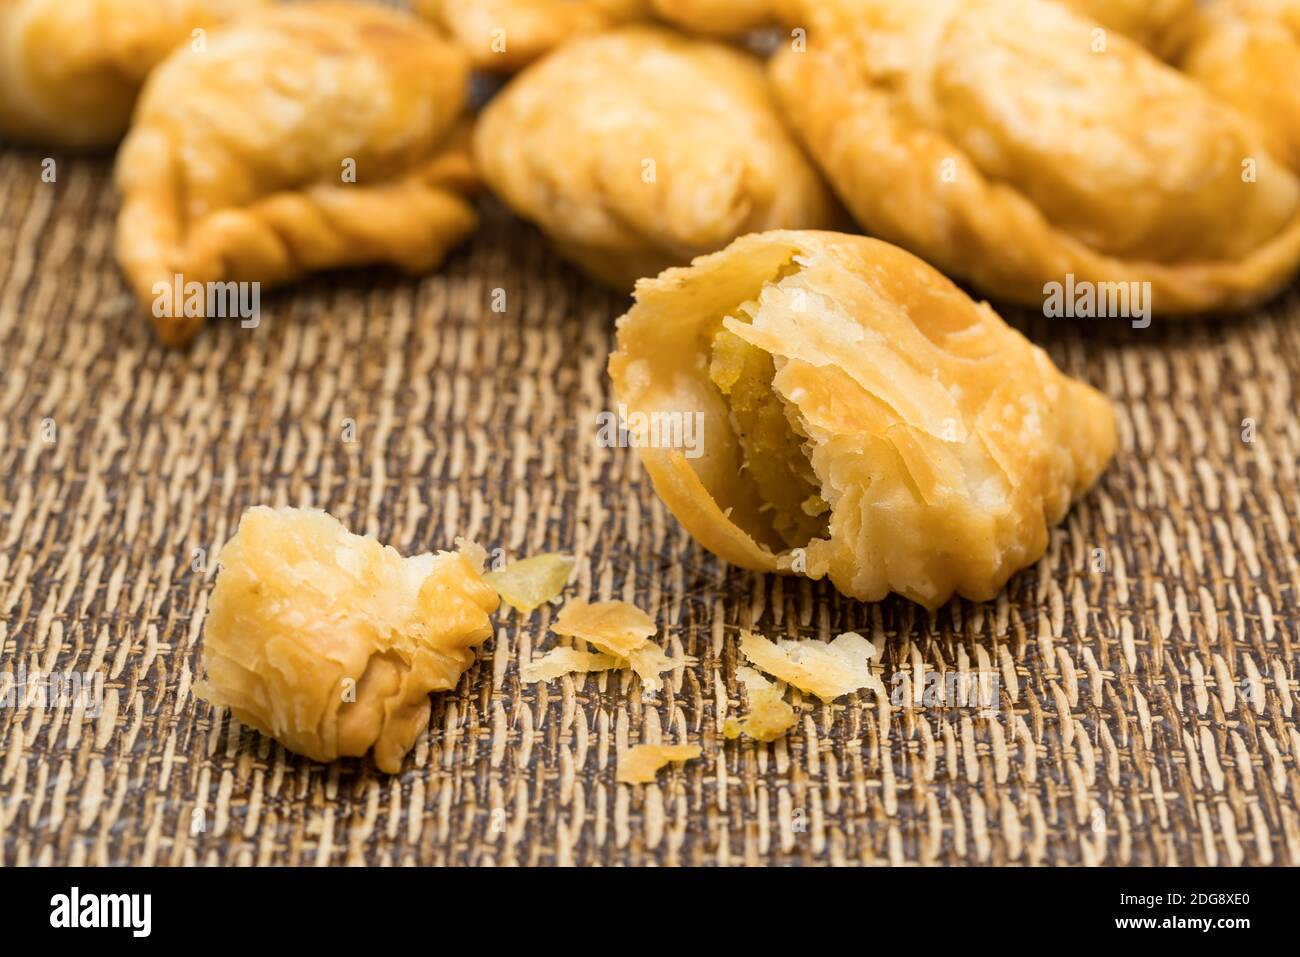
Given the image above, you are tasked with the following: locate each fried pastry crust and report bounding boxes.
[770,0,1300,315]
[649,0,792,35]
[415,0,648,72]
[1182,0,1300,174]
[114,2,478,345]
[0,0,269,149]
[473,25,838,290]
[197,507,499,773]
[609,230,1117,609]
[1063,0,1197,57]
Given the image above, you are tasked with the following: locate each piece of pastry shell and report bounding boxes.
[608,230,1117,609]
[114,2,479,345]
[1181,0,1300,174]
[769,0,1300,315]
[0,0,270,149]
[473,25,838,291]
[197,507,499,774]
[415,0,648,72]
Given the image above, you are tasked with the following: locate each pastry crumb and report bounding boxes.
[484,552,575,613]
[740,629,884,702]
[724,666,797,741]
[520,646,620,683]
[551,598,676,691]
[617,743,702,783]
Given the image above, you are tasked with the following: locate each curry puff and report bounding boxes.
[0,0,269,149]
[197,507,499,773]
[114,2,478,345]
[1181,0,1300,174]
[1064,0,1196,57]
[473,26,837,290]
[771,0,1300,316]
[608,231,1116,609]
[415,0,647,72]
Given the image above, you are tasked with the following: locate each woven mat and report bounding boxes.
[1,141,1299,867]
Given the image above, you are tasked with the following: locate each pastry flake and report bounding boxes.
[473,25,838,290]
[0,0,270,149]
[770,0,1300,315]
[197,506,499,773]
[519,646,620,683]
[740,631,882,703]
[483,553,575,614]
[416,0,649,72]
[608,229,1118,608]
[616,743,701,783]
[723,666,797,741]
[114,2,479,345]
[549,598,675,690]
[1181,0,1300,174]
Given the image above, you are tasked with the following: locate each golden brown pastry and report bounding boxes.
[649,0,1191,53]
[197,507,498,773]
[649,0,790,35]
[1063,0,1196,57]
[770,0,1300,316]
[115,2,478,345]
[474,26,837,290]
[1182,0,1300,173]
[415,0,648,72]
[0,0,269,149]
[608,230,1117,609]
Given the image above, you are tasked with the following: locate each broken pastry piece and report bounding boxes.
[115,2,478,345]
[616,743,701,783]
[1181,0,1300,174]
[473,26,837,290]
[484,553,575,614]
[609,230,1117,608]
[549,598,675,691]
[740,631,883,702]
[770,0,1300,315]
[0,0,270,149]
[197,507,498,773]
[723,667,796,742]
[519,646,619,683]
[415,0,648,72]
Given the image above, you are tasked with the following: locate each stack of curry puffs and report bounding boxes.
[3,0,1299,605]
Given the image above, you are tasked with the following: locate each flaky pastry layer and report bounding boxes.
[473,26,837,290]
[114,2,478,345]
[609,230,1117,608]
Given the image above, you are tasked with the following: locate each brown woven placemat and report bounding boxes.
[1,141,1298,866]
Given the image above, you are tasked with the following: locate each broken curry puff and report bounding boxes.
[609,230,1116,609]
[473,26,837,291]
[0,0,271,149]
[115,2,478,345]
[197,507,498,774]
[770,0,1300,315]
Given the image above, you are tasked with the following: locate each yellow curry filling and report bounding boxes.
[708,325,829,549]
